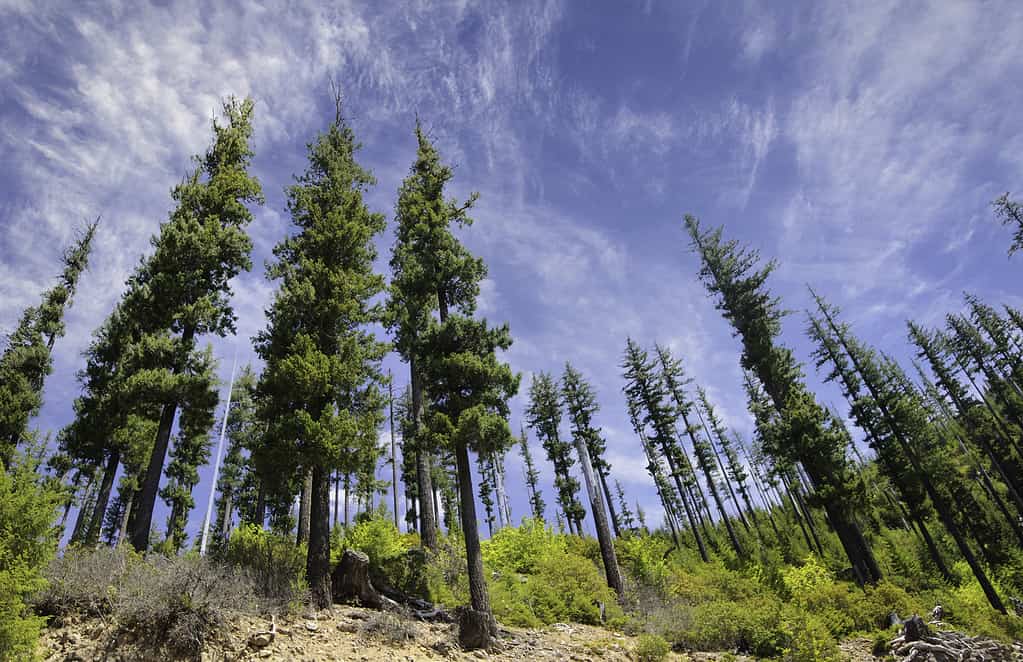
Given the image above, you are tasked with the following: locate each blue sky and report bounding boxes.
[2,1,1022,542]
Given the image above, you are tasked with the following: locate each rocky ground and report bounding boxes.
[39,604,708,662]
[46,605,1002,662]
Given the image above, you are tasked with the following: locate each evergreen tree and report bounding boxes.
[212,365,258,545]
[695,389,754,533]
[519,426,546,522]
[655,344,745,557]
[560,362,624,598]
[526,372,585,534]
[992,192,1023,257]
[0,220,97,465]
[615,480,635,531]
[685,216,880,584]
[384,122,485,551]
[397,130,519,648]
[810,292,1005,612]
[255,100,387,608]
[129,97,263,551]
[622,339,707,560]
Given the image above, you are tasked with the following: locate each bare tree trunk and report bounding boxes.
[116,488,135,548]
[132,325,194,552]
[86,450,119,546]
[390,378,400,529]
[572,434,624,598]
[297,468,313,545]
[454,440,495,649]
[411,361,438,549]
[306,465,332,608]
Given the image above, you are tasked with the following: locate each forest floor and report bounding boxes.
[36,603,884,662]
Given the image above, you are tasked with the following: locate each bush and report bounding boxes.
[223,524,307,611]
[0,452,63,661]
[337,516,424,597]
[360,610,417,644]
[634,633,670,661]
[483,521,620,627]
[35,545,135,619]
[114,554,254,656]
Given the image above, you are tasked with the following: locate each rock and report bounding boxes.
[305,621,319,632]
[332,550,385,609]
[250,632,274,648]
[902,614,929,642]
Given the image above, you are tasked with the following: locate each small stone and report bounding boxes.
[305,621,319,632]
[250,632,275,648]
[473,650,488,658]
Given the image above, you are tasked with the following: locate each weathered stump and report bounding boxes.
[457,608,492,650]
[902,614,929,642]
[331,549,383,609]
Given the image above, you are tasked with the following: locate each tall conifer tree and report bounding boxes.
[129,98,263,551]
[685,216,881,584]
[0,220,97,465]
[560,363,624,597]
[256,98,387,607]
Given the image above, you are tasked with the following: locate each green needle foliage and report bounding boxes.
[0,220,97,465]
[527,372,585,535]
[256,97,388,609]
[685,215,880,585]
[128,96,264,552]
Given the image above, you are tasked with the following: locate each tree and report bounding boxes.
[129,97,264,551]
[255,98,387,608]
[992,193,1023,257]
[655,344,745,558]
[685,216,881,585]
[396,123,518,648]
[615,480,635,531]
[519,426,546,522]
[213,366,259,545]
[810,292,1005,611]
[622,339,707,560]
[560,363,624,598]
[526,373,584,534]
[0,450,63,658]
[384,122,484,552]
[0,220,97,465]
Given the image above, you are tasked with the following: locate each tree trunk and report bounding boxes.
[572,435,624,599]
[116,488,135,548]
[660,449,708,561]
[411,361,438,550]
[454,440,495,649]
[131,325,195,552]
[390,379,400,529]
[220,491,234,540]
[86,450,119,546]
[598,470,621,537]
[331,549,383,608]
[297,467,313,545]
[307,465,332,608]
[255,480,266,528]
[70,474,98,545]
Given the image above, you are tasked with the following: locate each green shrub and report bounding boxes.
[223,523,306,611]
[0,453,63,661]
[780,608,840,662]
[336,516,426,597]
[634,633,670,661]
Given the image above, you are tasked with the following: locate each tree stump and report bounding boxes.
[902,614,929,642]
[331,549,383,609]
[457,608,492,650]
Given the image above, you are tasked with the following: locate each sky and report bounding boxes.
[2,0,1022,543]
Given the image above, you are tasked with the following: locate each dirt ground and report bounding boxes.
[38,605,887,661]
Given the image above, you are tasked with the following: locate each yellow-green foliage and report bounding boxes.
[335,515,427,597]
[481,520,620,627]
[0,455,62,661]
[223,523,306,610]
[634,633,671,661]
